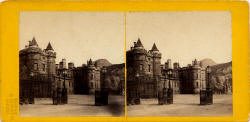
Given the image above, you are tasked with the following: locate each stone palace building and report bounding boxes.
[19,37,125,99]
[126,38,208,98]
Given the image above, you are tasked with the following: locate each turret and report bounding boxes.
[68,62,74,69]
[29,37,39,47]
[19,37,45,76]
[87,58,96,94]
[165,59,172,70]
[45,42,56,75]
[192,59,201,94]
[193,59,198,66]
[87,58,95,69]
[150,43,162,77]
[173,62,180,69]
[128,38,148,74]
[134,38,144,49]
[59,58,67,69]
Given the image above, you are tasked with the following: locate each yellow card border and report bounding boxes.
[0,1,249,122]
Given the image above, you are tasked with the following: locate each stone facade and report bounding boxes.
[127,38,207,98]
[19,37,74,98]
[73,59,101,94]
[19,37,56,77]
[178,59,206,94]
[160,59,180,94]
[73,60,125,95]
[126,38,161,98]
[55,59,75,94]
[20,37,57,98]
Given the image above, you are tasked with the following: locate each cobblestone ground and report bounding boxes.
[127,94,232,117]
[20,95,125,117]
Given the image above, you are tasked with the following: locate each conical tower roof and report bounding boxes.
[29,37,38,46]
[136,38,143,47]
[46,42,54,51]
[151,43,159,51]
[89,58,93,65]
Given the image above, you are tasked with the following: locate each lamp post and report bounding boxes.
[58,75,62,104]
[27,72,35,104]
[167,69,173,104]
[53,75,58,105]
[134,73,141,105]
[30,72,35,104]
[168,69,172,89]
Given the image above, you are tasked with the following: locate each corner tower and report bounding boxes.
[45,42,56,76]
[19,37,46,76]
[129,38,148,75]
[192,59,201,94]
[87,58,96,94]
[150,43,162,77]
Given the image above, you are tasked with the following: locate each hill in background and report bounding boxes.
[199,58,217,68]
[210,61,232,93]
[94,59,112,68]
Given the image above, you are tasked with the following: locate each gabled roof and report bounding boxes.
[46,42,54,51]
[151,43,159,51]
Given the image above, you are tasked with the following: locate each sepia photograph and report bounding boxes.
[19,12,125,117]
[126,11,232,117]
[18,11,233,117]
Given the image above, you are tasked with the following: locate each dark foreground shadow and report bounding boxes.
[104,102,125,116]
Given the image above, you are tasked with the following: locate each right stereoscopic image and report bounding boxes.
[126,11,232,116]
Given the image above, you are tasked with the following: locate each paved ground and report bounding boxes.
[20,94,232,117]
[127,94,232,117]
[20,95,125,117]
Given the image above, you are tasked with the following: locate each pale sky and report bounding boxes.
[20,11,231,67]
[126,11,232,67]
[19,12,125,67]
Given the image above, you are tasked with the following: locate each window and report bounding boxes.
[34,63,38,70]
[139,64,143,71]
[91,82,94,88]
[42,64,46,71]
[148,65,151,72]
[91,74,94,80]
[196,82,199,88]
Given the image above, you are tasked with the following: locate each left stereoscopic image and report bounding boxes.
[19,12,125,117]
